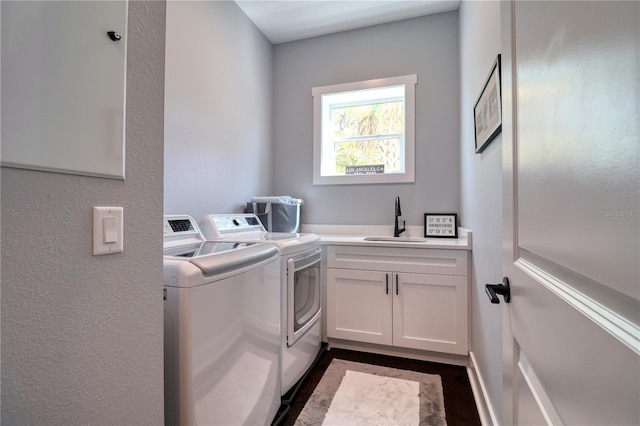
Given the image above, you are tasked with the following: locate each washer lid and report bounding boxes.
[164,241,278,278]
[189,243,277,276]
[163,241,258,258]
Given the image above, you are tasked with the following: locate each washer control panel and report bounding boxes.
[164,215,200,237]
[163,215,204,248]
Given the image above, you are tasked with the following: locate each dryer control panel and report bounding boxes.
[200,214,265,238]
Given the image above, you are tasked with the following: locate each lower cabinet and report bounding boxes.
[326,268,393,346]
[325,245,469,356]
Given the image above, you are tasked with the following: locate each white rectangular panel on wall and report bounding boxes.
[1,1,127,179]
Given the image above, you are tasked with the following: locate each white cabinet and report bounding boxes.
[326,269,393,345]
[393,272,467,354]
[326,245,469,356]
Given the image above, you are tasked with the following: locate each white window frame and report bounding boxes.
[312,74,417,185]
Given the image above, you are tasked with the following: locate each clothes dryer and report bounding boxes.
[163,215,281,425]
[199,214,322,396]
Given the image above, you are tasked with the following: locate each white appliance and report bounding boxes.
[163,215,281,426]
[199,214,322,396]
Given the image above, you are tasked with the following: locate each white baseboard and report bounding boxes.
[467,351,499,426]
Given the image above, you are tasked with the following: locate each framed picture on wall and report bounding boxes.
[474,54,502,153]
[424,213,458,238]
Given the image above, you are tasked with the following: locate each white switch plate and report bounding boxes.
[93,207,123,255]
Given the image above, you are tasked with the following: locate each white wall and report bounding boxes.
[164,0,274,221]
[273,12,460,226]
[0,1,166,423]
[459,0,503,423]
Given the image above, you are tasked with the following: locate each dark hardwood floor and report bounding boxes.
[274,347,481,426]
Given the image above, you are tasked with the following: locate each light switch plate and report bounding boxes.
[93,207,123,255]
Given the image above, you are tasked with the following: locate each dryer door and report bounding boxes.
[287,249,321,347]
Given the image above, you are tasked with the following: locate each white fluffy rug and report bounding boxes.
[294,359,447,426]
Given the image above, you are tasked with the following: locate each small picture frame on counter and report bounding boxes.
[424,213,458,238]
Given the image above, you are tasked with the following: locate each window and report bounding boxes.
[312,74,417,185]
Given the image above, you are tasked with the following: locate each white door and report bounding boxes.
[500,1,639,425]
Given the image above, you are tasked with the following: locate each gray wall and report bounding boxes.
[459,0,503,422]
[0,1,166,423]
[273,12,460,226]
[164,0,274,221]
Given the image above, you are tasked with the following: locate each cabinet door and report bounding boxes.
[392,273,468,355]
[326,268,392,345]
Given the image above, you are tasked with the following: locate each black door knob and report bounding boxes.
[107,31,121,42]
[485,277,511,304]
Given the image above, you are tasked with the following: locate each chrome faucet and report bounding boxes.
[394,196,406,237]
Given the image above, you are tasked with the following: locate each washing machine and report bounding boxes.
[199,214,322,396]
[163,215,281,425]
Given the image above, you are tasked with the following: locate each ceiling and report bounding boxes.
[235,0,461,44]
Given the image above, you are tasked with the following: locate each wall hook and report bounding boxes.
[107,31,121,42]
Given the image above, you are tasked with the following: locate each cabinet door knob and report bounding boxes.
[395,274,399,295]
[485,277,511,304]
[385,273,389,295]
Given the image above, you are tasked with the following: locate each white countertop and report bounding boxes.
[301,224,472,250]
